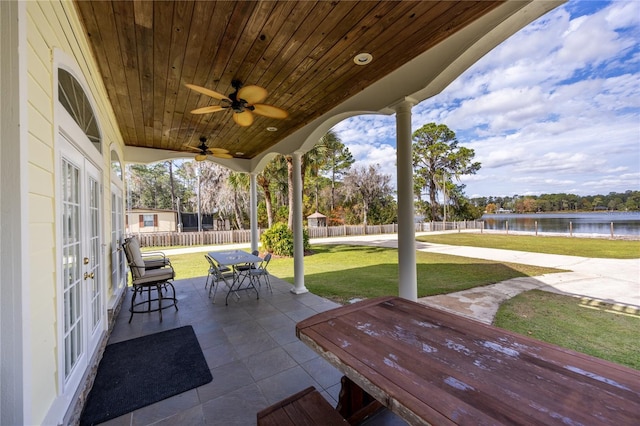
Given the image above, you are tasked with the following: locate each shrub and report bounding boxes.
[261,222,310,257]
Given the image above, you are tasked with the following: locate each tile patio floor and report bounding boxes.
[100,274,407,426]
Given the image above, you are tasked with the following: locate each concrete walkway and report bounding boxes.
[163,232,640,324]
[414,239,640,322]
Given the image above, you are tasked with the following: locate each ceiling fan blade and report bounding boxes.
[252,104,288,119]
[190,105,225,115]
[185,83,229,101]
[195,154,208,161]
[208,147,229,154]
[238,85,268,104]
[233,111,254,127]
[212,152,234,159]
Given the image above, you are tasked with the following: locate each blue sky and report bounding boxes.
[332,0,639,198]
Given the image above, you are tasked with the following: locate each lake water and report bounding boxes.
[481,212,640,237]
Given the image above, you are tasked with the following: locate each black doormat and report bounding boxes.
[80,326,212,425]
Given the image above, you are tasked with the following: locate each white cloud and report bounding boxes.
[476,147,527,169]
[333,1,639,197]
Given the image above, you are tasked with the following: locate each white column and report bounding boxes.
[249,173,259,253]
[395,99,417,301]
[291,151,308,294]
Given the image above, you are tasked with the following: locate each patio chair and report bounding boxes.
[205,255,237,304]
[234,249,260,284]
[247,253,272,293]
[204,254,230,290]
[124,236,172,270]
[122,237,178,323]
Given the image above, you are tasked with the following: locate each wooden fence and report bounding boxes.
[130,220,485,248]
[132,229,254,247]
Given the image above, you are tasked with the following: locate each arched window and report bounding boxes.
[111,149,122,180]
[58,68,102,153]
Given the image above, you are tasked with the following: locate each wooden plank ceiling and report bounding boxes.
[74,1,503,160]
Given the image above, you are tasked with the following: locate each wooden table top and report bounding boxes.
[207,250,262,266]
[296,296,640,425]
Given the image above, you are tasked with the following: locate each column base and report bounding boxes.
[290,286,309,295]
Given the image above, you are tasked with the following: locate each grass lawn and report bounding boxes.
[495,290,640,369]
[416,232,640,258]
[168,243,562,304]
[160,235,637,369]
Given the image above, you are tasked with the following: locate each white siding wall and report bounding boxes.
[26,3,59,420]
[26,1,126,423]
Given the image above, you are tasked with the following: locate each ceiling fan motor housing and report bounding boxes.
[185,79,286,128]
[229,90,253,113]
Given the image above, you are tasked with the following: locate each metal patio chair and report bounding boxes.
[205,254,236,304]
[122,237,178,322]
[204,253,230,291]
[247,253,272,293]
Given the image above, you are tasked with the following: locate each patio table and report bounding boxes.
[296,296,640,425]
[208,250,263,304]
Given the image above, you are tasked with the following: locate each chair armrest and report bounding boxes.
[141,251,169,261]
[141,251,171,269]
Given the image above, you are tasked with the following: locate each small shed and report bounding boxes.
[126,208,178,233]
[307,211,327,227]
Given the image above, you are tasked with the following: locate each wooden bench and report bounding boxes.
[257,386,348,426]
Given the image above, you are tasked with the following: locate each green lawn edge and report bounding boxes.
[494,290,640,369]
[416,233,640,258]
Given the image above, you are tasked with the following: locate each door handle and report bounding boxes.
[84,272,95,280]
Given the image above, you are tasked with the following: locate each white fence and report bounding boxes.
[131,220,485,248]
[417,220,485,232]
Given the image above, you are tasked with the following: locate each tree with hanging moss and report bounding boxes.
[343,164,394,226]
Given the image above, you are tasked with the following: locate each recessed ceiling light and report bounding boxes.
[235,152,244,156]
[353,53,373,65]
[266,127,278,132]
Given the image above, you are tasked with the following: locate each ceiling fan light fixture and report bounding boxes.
[353,52,373,65]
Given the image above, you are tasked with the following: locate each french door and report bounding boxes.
[111,186,126,297]
[59,134,104,391]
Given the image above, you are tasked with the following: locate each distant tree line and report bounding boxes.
[127,122,486,230]
[127,120,633,230]
[127,130,398,230]
[476,191,640,214]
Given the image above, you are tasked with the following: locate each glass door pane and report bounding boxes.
[62,158,83,379]
[88,176,101,332]
[111,191,125,294]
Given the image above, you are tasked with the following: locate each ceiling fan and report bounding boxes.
[183,136,233,160]
[185,79,288,127]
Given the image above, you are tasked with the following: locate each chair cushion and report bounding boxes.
[124,237,146,277]
[143,258,170,269]
[132,266,174,285]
